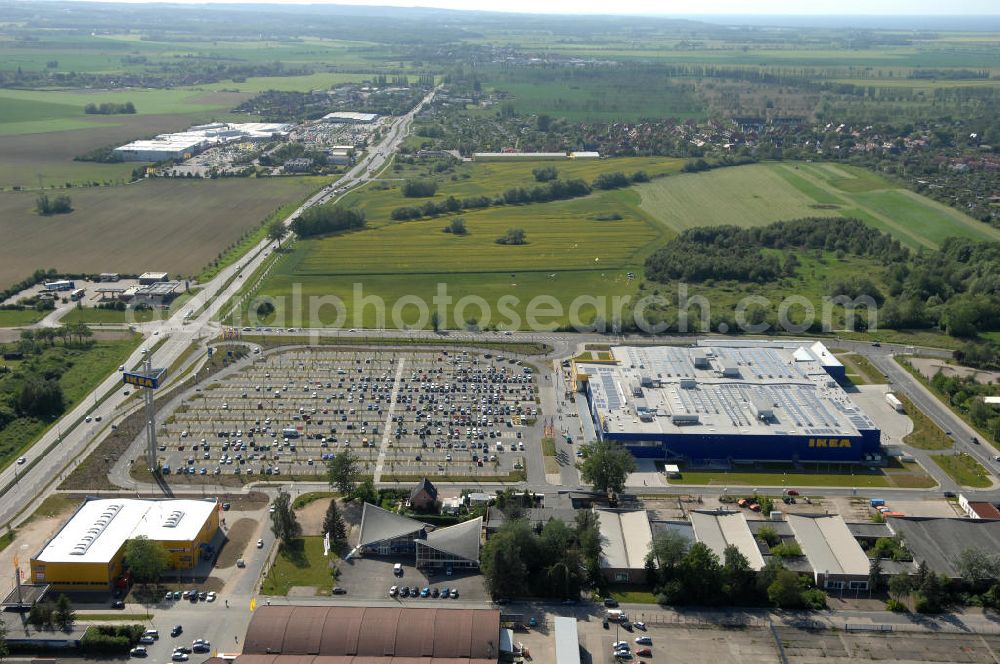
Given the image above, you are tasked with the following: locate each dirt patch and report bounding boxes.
[910,357,1000,385]
[216,518,255,569]
[296,499,330,537]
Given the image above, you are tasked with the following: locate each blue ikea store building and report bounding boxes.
[579,342,882,464]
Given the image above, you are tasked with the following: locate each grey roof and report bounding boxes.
[887,517,1000,578]
[596,509,653,570]
[690,510,766,571]
[847,522,894,539]
[787,514,870,577]
[419,517,483,561]
[410,477,438,501]
[357,503,428,547]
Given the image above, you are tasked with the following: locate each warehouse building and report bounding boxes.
[114,122,290,162]
[30,498,219,591]
[786,514,870,590]
[596,509,653,584]
[232,605,502,663]
[887,517,1000,579]
[322,111,379,124]
[576,341,880,463]
[690,510,766,571]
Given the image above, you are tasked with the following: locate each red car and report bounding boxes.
[786,489,800,496]
[636,648,652,657]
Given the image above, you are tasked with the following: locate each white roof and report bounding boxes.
[786,513,870,577]
[473,152,567,159]
[35,498,217,564]
[554,616,581,664]
[570,151,600,158]
[984,396,1000,405]
[581,342,875,438]
[596,509,652,570]
[690,510,765,571]
[322,112,378,122]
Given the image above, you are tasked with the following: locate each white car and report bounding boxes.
[171,653,189,662]
[17,457,26,465]
[257,538,264,548]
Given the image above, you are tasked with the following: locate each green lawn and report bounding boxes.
[0,336,142,472]
[930,453,991,488]
[606,586,658,604]
[60,307,162,325]
[666,459,935,489]
[261,537,338,596]
[0,308,46,327]
[636,162,1000,249]
[900,393,954,451]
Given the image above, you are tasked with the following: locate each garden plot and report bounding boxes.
[156,347,537,481]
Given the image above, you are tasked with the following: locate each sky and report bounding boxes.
[65,0,1000,14]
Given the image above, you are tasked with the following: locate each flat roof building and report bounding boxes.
[322,112,379,123]
[577,341,880,463]
[554,616,582,664]
[690,510,765,571]
[596,509,653,584]
[473,152,568,161]
[114,123,290,162]
[31,498,219,590]
[786,514,871,590]
[138,272,169,284]
[887,516,1000,579]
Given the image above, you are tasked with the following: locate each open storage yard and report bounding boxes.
[151,347,538,482]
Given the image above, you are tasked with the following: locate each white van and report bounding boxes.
[393,563,403,576]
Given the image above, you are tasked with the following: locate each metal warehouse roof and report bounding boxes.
[596,509,652,570]
[786,514,870,577]
[34,498,217,564]
[241,606,500,662]
[357,504,429,547]
[690,510,765,571]
[554,617,581,664]
[580,341,874,439]
[887,517,1000,579]
[419,517,482,561]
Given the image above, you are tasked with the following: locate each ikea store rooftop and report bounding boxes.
[576,341,881,463]
[31,498,219,590]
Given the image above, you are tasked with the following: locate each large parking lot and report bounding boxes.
[155,347,538,480]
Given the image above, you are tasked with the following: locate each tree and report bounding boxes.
[322,498,348,550]
[958,547,1000,587]
[722,544,754,603]
[495,228,527,245]
[27,602,53,629]
[480,520,535,598]
[578,440,636,494]
[0,613,8,661]
[266,220,286,248]
[869,557,885,593]
[16,378,65,419]
[431,311,441,333]
[327,450,360,495]
[270,490,300,543]
[888,571,913,602]
[444,217,467,235]
[54,594,76,630]
[647,528,688,582]
[768,567,806,608]
[125,536,170,584]
[679,542,723,605]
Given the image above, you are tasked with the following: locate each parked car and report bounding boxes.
[111,600,125,609]
[138,636,156,645]
[174,646,192,655]
[636,648,653,657]
[130,647,148,657]
[171,625,183,637]
[603,598,619,608]
[389,585,398,597]
[332,587,347,595]
[420,587,431,598]
[400,586,410,598]
[635,636,652,645]
[172,653,189,661]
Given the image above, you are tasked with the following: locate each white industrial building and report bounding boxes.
[113,122,290,162]
[322,112,379,124]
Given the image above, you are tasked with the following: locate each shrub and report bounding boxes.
[886,598,909,612]
[402,179,438,197]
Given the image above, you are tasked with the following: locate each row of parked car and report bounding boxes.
[388,585,460,599]
[129,627,209,660]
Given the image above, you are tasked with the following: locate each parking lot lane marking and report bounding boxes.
[374,357,407,482]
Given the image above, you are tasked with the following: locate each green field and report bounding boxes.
[0,336,142,471]
[261,537,337,596]
[59,307,162,326]
[636,162,1000,249]
[0,309,47,327]
[0,176,327,290]
[930,453,992,488]
[237,158,682,329]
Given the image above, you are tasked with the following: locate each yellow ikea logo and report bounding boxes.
[808,438,852,448]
